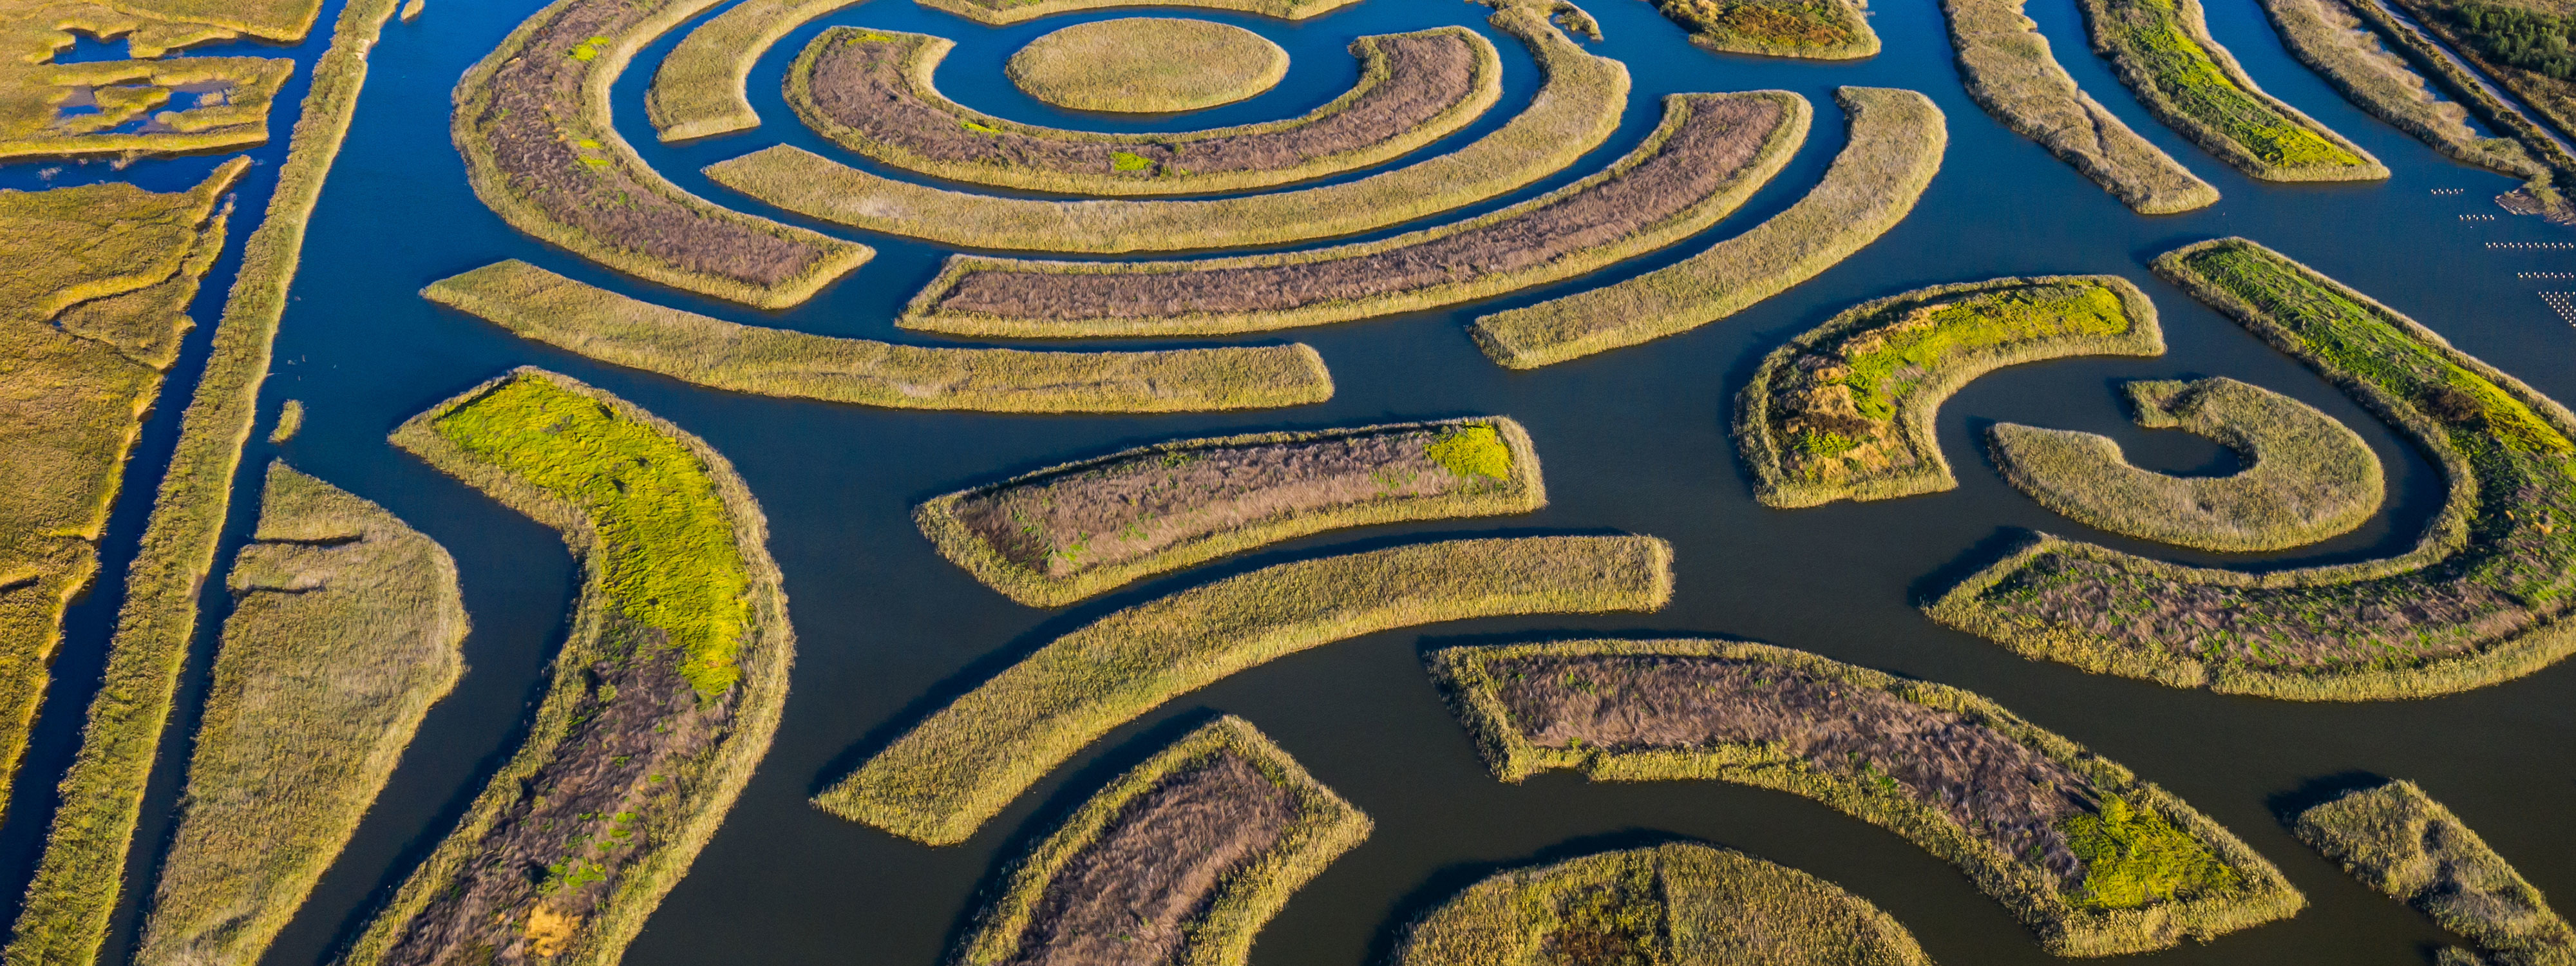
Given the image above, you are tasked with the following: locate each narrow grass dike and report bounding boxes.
[2078,0,2388,180]
[2295,779,2576,966]
[1941,0,2217,213]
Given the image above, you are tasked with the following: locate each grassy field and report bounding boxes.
[2297,780,2576,966]
[2079,0,2388,180]
[1399,842,1930,966]
[918,418,1548,606]
[1006,19,1287,113]
[0,55,292,160]
[113,0,325,39]
[1942,0,2218,212]
[424,260,1334,413]
[816,534,1674,846]
[1989,377,2384,552]
[1430,638,2306,956]
[1930,238,2576,701]
[1651,0,1880,59]
[1737,276,2164,508]
[958,716,1368,966]
[133,464,466,966]
[2263,0,2546,178]
[644,0,865,142]
[916,0,1354,26]
[2336,0,2576,214]
[1470,88,1944,369]
[707,0,1625,251]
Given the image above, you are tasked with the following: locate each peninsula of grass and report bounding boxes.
[2385,0,2576,155]
[2261,0,2546,179]
[708,0,1621,248]
[424,261,1333,413]
[897,91,1808,337]
[1651,0,1880,59]
[782,26,1499,196]
[0,55,293,160]
[920,418,1546,607]
[2295,779,2576,966]
[341,369,791,966]
[1430,638,2306,956]
[1398,842,1930,966]
[2079,0,2388,180]
[816,534,1674,846]
[1989,377,2383,553]
[1738,276,2165,509]
[133,463,466,966]
[452,0,869,308]
[1942,0,2217,213]
[643,0,865,142]
[1007,18,1287,113]
[1929,238,2576,701]
[958,716,1368,966]
[1470,87,1944,370]
[916,0,1353,27]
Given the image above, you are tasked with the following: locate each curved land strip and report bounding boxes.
[1007,19,1287,113]
[958,716,1368,966]
[782,26,1500,196]
[1737,276,2165,509]
[644,0,865,142]
[453,0,869,308]
[0,55,294,160]
[919,0,1352,27]
[1399,842,1929,966]
[2296,779,2576,966]
[1430,638,2306,956]
[898,91,1809,337]
[920,418,1547,606]
[2336,0,2576,215]
[2262,0,2546,179]
[709,1,1623,249]
[1943,0,2217,213]
[1649,0,1880,59]
[134,463,467,966]
[1930,238,2576,700]
[1469,87,1943,370]
[424,260,1334,413]
[2382,0,2576,161]
[1989,377,2383,553]
[343,370,792,966]
[817,534,1674,846]
[2079,0,2388,180]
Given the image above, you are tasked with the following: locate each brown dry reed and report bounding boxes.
[2260,0,2545,179]
[2078,0,2388,180]
[1470,86,1946,369]
[1941,0,2217,213]
[916,0,1352,26]
[2295,780,2576,966]
[644,0,866,142]
[423,260,1334,413]
[815,534,1676,846]
[1005,19,1288,113]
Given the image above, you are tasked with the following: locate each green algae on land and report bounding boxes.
[2078,0,2388,180]
[2295,779,2576,966]
[1941,0,2217,213]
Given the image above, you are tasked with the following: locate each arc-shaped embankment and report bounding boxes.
[2078,0,2387,180]
[1942,0,2217,213]
[645,0,866,142]
[2296,779,2576,966]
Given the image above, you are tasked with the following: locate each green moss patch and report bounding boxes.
[2063,795,2240,909]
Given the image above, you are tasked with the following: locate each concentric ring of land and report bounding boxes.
[1007,18,1287,113]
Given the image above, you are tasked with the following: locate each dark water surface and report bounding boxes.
[10,0,2576,961]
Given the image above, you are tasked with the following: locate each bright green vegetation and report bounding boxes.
[133,464,466,966]
[1649,0,1880,59]
[2297,779,2576,966]
[424,260,1334,413]
[4,0,404,960]
[1942,0,2218,212]
[918,419,1547,606]
[1430,638,2306,956]
[1398,843,1930,966]
[1005,19,1288,113]
[916,0,1353,26]
[346,369,792,966]
[2422,0,2576,80]
[643,0,863,142]
[958,717,1369,966]
[1738,276,2164,509]
[2079,0,2388,179]
[817,535,1674,846]
[1929,238,2576,700]
[1989,377,2385,552]
[0,55,294,160]
[707,0,1626,252]
[1470,88,1944,369]
[2262,0,2546,179]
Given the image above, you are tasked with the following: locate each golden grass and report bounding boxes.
[1005,19,1287,113]
[1470,87,1945,370]
[2296,780,2576,966]
[2329,0,2576,211]
[706,1,1625,251]
[1942,0,2218,213]
[265,399,300,444]
[1398,842,1930,966]
[133,463,466,966]
[1989,376,2384,552]
[2262,0,2544,177]
[914,0,1351,27]
[918,418,1548,607]
[958,716,1368,966]
[1654,0,1881,60]
[2078,0,2389,180]
[0,55,293,161]
[645,0,865,142]
[1430,638,2307,956]
[816,534,1674,846]
[425,260,1334,413]
[111,0,323,41]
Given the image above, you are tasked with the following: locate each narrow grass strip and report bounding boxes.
[0,57,296,161]
[1469,87,1944,370]
[2295,779,2576,966]
[1430,638,2306,956]
[1651,0,1880,60]
[133,463,466,966]
[424,260,1333,413]
[2078,0,2388,180]
[645,0,864,142]
[916,0,1354,26]
[958,716,1368,966]
[3,0,404,960]
[2260,0,2544,178]
[1942,0,2217,213]
[2331,0,2576,211]
[706,1,1626,252]
[817,534,1674,846]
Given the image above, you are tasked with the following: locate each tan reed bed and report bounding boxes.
[0,55,293,160]
[2333,0,2576,214]
[2078,0,2387,180]
[2261,0,2544,178]
[918,0,1352,26]
[1942,0,2217,212]
[1006,18,1287,113]
[1651,0,1879,60]
[645,0,866,142]
[2384,0,2576,155]
[2296,779,2576,966]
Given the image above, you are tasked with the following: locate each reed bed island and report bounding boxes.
[2322,0,2576,214]
[2384,0,2576,153]
[0,55,292,160]
[1430,638,2305,956]
[1942,0,2217,212]
[2260,0,2548,180]
[918,0,1355,26]
[1931,238,2576,700]
[644,0,866,142]
[818,534,1674,846]
[1647,0,1879,59]
[2078,0,2387,180]
[2295,780,2576,966]
[1005,19,1287,113]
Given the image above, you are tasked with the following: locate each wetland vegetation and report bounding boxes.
[2260,0,2547,180]
[1942,0,2217,212]
[916,0,1356,26]
[2080,0,2389,180]
[2295,779,2576,966]
[1003,18,1287,113]
[644,0,866,142]
[1647,0,1879,59]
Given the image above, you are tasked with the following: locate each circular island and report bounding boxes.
[1005,17,1289,113]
